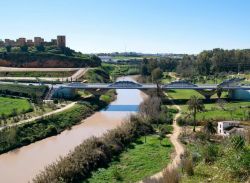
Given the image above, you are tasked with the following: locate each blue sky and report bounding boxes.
[0,0,250,54]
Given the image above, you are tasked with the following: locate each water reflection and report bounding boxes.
[103,105,139,112]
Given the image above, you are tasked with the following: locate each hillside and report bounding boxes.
[0,46,101,68]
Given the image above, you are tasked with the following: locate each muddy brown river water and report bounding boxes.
[0,76,147,183]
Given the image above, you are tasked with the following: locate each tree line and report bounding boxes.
[140,48,250,79]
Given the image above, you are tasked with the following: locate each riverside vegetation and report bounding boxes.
[33,95,177,183]
[179,124,250,183]
[0,90,116,154]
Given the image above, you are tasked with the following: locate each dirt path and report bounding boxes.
[0,102,76,131]
[140,104,184,182]
[169,72,179,80]
[140,72,184,182]
[166,105,184,169]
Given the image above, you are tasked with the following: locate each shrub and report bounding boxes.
[191,152,202,163]
[168,108,179,114]
[224,147,250,180]
[0,84,48,99]
[194,131,207,141]
[177,118,186,126]
[230,135,245,151]
[202,143,219,163]
[112,167,123,181]
[159,124,173,134]
[182,158,194,176]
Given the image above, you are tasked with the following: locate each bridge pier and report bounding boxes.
[52,87,77,99]
[196,89,217,100]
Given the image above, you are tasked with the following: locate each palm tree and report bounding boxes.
[187,95,204,132]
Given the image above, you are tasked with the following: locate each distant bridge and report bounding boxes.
[57,79,250,90]
[47,78,250,100]
[2,78,247,100]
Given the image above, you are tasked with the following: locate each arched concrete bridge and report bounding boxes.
[51,78,250,99]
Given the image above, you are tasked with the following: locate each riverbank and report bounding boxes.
[33,115,154,183]
[0,90,116,154]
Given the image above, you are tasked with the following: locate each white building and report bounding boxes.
[98,56,113,62]
[217,121,245,136]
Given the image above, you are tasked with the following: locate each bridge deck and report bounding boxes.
[60,83,250,90]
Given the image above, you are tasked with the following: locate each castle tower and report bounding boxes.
[57,35,66,48]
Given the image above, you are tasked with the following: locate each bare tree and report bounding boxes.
[139,96,161,121]
[216,99,227,111]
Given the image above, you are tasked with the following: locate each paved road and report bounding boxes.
[0,102,76,131]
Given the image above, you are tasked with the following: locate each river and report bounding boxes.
[0,76,147,183]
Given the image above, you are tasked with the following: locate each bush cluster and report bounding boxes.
[0,84,48,99]
[33,115,153,183]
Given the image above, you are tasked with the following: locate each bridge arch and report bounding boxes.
[108,81,142,88]
[162,80,198,89]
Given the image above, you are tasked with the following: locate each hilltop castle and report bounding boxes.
[0,35,66,48]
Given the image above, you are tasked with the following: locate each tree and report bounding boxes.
[20,45,28,52]
[151,68,163,82]
[187,96,204,132]
[216,99,227,110]
[36,45,45,52]
[216,86,223,98]
[158,130,165,145]
[61,47,73,56]
[5,45,12,52]
[203,121,216,136]
[139,96,161,122]
[11,108,18,117]
[140,64,149,76]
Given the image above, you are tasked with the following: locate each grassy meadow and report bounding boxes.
[84,135,172,183]
[165,88,250,121]
[0,96,32,117]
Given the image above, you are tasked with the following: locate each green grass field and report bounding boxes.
[83,135,172,183]
[0,97,32,117]
[165,89,250,121]
[166,90,204,100]
[181,101,250,121]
